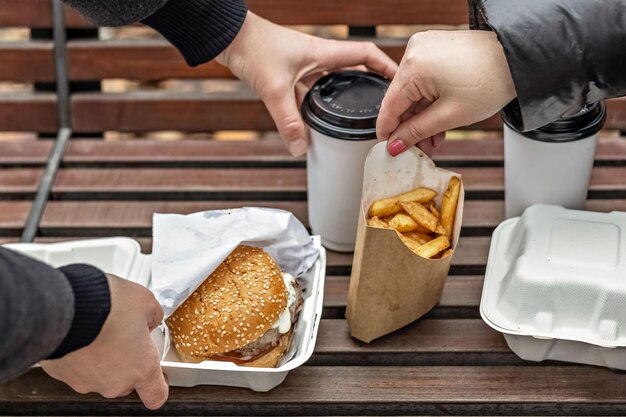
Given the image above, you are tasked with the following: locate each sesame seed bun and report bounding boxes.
[166,245,288,363]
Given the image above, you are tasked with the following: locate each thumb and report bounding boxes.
[263,91,309,156]
[387,100,457,156]
[135,341,169,410]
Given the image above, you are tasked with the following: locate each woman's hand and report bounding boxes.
[218,11,398,156]
[377,30,516,156]
[40,275,168,410]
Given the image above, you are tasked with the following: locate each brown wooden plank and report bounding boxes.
[49,166,626,196]
[52,168,305,194]
[66,39,405,81]
[315,319,506,354]
[68,40,232,81]
[0,202,32,233]
[63,138,295,164]
[324,275,485,310]
[60,137,626,166]
[38,199,626,236]
[0,169,41,194]
[0,42,54,82]
[247,0,469,25]
[71,88,626,132]
[4,366,626,416]
[0,0,468,27]
[0,93,57,132]
[0,141,51,165]
[40,201,308,230]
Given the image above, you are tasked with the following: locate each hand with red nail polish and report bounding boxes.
[377,30,516,156]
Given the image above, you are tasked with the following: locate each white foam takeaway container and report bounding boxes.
[480,204,626,369]
[5,237,326,392]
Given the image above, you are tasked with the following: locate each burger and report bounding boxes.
[166,245,303,367]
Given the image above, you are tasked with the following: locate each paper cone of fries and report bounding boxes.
[346,143,464,343]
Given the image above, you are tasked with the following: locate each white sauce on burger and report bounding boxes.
[272,273,298,334]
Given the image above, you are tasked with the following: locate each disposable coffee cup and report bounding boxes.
[302,71,389,252]
[503,101,606,218]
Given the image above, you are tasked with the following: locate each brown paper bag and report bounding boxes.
[346,143,465,342]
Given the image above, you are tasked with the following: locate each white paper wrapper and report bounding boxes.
[151,207,320,317]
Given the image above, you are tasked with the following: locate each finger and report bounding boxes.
[387,100,457,156]
[417,137,435,157]
[263,90,309,156]
[376,72,419,140]
[318,40,397,79]
[136,363,169,410]
[432,131,446,149]
[147,295,164,331]
[295,82,309,107]
[301,71,327,90]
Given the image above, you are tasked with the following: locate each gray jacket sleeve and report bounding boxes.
[469,0,626,131]
[0,248,111,383]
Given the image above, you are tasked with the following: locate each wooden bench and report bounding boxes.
[2,1,626,415]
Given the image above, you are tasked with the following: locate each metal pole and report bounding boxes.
[21,0,73,242]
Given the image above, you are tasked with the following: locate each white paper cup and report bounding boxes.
[307,130,377,251]
[302,71,389,252]
[503,102,606,218]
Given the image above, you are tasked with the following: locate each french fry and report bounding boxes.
[367,216,389,229]
[415,235,450,259]
[400,201,442,233]
[368,187,437,218]
[441,176,461,239]
[397,232,425,254]
[427,201,440,219]
[440,249,453,258]
[402,231,432,245]
[388,213,419,232]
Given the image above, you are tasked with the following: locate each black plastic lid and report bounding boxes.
[301,71,389,140]
[502,101,607,143]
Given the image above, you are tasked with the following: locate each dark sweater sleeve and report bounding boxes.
[469,0,626,131]
[62,0,248,67]
[0,248,110,383]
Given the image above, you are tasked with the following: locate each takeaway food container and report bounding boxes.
[5,237,326,392]
[480,204,626,369]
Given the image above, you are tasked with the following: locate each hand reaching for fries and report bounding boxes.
[366,177,461,259]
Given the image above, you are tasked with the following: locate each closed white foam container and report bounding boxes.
[480,204,626,369]
[5,237,326,392]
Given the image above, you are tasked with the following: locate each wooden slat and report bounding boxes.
[323,275,485,311]
[0,0,468,28]
[0,42,54,82]
[0,93,57,132]
[4,366,626,415]
[0,141,51,166]
[248,0,469,25]
[65,39,406,81]
[0,202,32,235]
[68,40,232,81]
[49,167,626,199]
[71,88,626,132]
[63,138,296,166]
[315,319,507,354]
[0,169,41,197]
[60,138,626,167]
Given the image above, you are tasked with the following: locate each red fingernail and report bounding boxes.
[388,140,408,157]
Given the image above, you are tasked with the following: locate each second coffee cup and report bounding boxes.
[302,71,389,252]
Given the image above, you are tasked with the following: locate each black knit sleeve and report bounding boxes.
[0,248,111,382]
[141,0,248,66]
[62,0,248,67]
